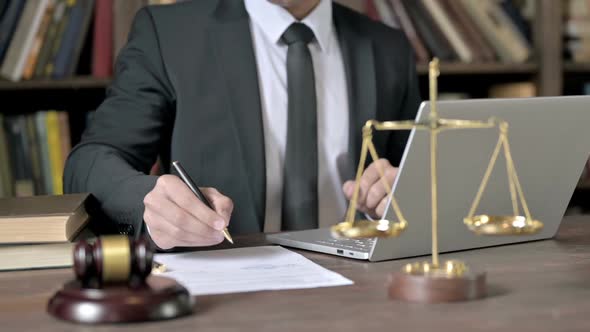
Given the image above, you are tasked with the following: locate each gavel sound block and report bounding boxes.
[47,236,193,324]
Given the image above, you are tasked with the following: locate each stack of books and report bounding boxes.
[0,193,90,271]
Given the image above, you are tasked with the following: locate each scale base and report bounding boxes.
[47,275,193,324]
[387,260,486,303]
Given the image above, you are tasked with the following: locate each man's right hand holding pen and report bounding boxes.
[143,174,234,250]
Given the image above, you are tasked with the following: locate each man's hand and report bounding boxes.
[342,158,398,219]
[143,175,233,249]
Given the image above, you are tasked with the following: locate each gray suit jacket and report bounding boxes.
[63,0,421,236]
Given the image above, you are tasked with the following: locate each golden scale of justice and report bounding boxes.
[330,58,544,303]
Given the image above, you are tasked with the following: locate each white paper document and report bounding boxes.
[155,246,353,295]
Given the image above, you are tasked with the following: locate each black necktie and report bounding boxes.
[281,23,318,231]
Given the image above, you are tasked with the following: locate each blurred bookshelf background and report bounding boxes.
[0,0,589,212]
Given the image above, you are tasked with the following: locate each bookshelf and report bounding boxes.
[0,1,570,99]
[0,63,543,88]
[415,62,538,75]
[1,0,589,209]
[564,62,590,73]
[0,76,110,90]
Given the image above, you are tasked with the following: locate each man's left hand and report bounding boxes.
[342,158,398,219]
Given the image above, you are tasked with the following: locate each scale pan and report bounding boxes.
[464,215,543,235]
[330,219,407,239]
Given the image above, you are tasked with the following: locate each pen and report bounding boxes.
[171,161,234,244]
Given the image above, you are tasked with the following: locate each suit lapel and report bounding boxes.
[334,6,377,166]
[210,0,265,230]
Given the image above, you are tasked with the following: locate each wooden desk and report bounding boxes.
[1,215,590,331]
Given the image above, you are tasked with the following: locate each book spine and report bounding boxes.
[0,1,8,20]
[499,0,532,43]
[0,0,26,65]
[421,0,474,62]
[460,0,531,63]
[92,0,114,78]
[57,112,71,169]
[51,0,84,79]
[33,0,65,78]
[25,115,43,195]
[401,0,456,61]
[0,0,50,81]
[0,115,13,198]
[64,0,95,77]
[441,0,497,62]
[42,0,75,78]
[46,111,63,195]
[4,116,34,197]
[22,0,56,80]
[35,112,53,196]
[388,0,430,63]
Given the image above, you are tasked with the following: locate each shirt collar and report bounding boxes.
[244,0,333,52]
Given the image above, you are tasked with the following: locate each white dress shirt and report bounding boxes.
[244,0,350,232]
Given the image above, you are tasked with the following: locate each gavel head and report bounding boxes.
[73,235,154,289]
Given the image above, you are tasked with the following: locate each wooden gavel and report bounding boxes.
[73,235,154,288]
[48,235,192,324]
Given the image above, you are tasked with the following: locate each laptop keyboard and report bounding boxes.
[313,237,376,253]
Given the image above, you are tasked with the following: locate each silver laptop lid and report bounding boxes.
[369,96,590,261]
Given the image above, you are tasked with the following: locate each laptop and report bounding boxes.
[267,96,590,261]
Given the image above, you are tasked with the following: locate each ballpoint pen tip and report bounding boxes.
[223,229,234,244]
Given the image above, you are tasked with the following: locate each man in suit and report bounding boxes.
[64,0,421,250]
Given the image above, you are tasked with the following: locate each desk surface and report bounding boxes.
[1,215,590,331]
